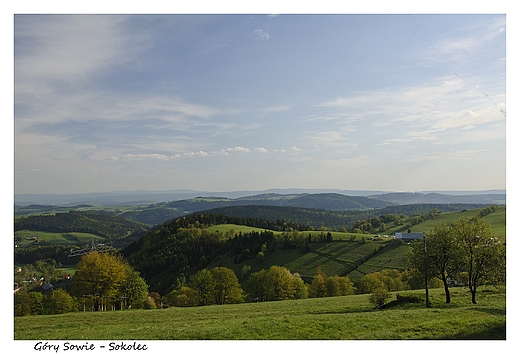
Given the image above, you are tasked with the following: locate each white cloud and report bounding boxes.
[227,146,250,153]
[255,147,269,153]
[291,146,302,152]
[184,151,210,158]
[306,130,357,149]
[15,15,144,98]
[318,77,505,146]
[120,153,170,161]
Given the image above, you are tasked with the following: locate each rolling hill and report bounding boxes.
[121,205,505,294]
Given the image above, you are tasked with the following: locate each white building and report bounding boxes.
[395,232,423,241]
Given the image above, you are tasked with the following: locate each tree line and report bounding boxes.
[15,252,151,316]
[15,211,147,240]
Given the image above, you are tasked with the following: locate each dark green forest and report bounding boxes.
[15,211,147,239]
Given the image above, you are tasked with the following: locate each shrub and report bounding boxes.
[369,287,391,308]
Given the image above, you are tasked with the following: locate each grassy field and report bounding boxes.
[385,206,506,241]
[203,207,506,284]
[15,230,105,247]
[14,287,505,340]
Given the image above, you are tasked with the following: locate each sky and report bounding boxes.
[12,11,508,195]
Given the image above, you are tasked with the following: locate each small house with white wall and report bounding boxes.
[395,232,423,242]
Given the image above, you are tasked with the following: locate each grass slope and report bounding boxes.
[14,287,505,340]
[204,206,505,284]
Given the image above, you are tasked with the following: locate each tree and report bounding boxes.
[309,267,328,298]
[246,266,303,302]
[451,217,505,304]
[14,290,33,317]
[246,269,269,302]
[44,289,74,314]
[209,267,243,305]
[325,276,341,297]
[358,273,385,294]
[333,275,355,296]
[264,265,297,301]
[120,269,149,309]
[408,223,459,303]
[29,291,44,315]
[163,286,198,307]
[291,273,308,299]
[188,269,216,306]
[358,270,405,294]
[70,252,130,311]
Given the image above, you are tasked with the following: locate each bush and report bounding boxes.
[369,287,391,307]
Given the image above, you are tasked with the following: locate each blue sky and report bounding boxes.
[13,12,507,194]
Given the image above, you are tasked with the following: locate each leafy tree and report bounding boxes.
[120,268,149,309]
[309,267,328,298]
[332,275,355,296]
[241,264,251,278]
[148,292,162,308]
[358,270,405,294]
[247,266,304,302]
[209,267,243,305]
[14,290,33,316]
[357,273,385,294]
[29,291,44,315]
[408,223,459,303]
[264,265,297,301]
[291,273,308,299]
[246,269,269,302]
[143,296,157,309]
[70,252,129,311]
[44,289,74,314]
[451,217,505,304]
[325,276,341,297]
[188,269,216,306]
[163,286,198,307]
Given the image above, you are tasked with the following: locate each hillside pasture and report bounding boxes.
[383,206,506,241]
[15,230,105,247]
[14,287,505,340]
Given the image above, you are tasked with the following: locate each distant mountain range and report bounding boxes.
[14,189,506,207]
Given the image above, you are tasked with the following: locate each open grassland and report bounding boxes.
[15,230,105,247]
[14,287,505,340]
[206,224,364,240]
[388,206,506,241]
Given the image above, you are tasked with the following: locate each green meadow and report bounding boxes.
[14,287,505,340]
[15,230,105,247]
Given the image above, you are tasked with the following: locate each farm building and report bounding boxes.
[395,232,423,242]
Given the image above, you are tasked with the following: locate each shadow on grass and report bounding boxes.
[469,307,506,316]
[439,322,506,340]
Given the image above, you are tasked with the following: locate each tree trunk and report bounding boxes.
[441,274,451,303]
[469,283,477,304]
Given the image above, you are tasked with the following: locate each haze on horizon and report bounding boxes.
[14,13,506,195]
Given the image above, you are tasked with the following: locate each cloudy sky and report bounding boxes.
[13,13,507,194]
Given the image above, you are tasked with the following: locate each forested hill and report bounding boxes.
[121,204,497,294]
[163,193,394,213]
[197,203,491,231]
[122,213,303,293]
[14,211,147,239]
